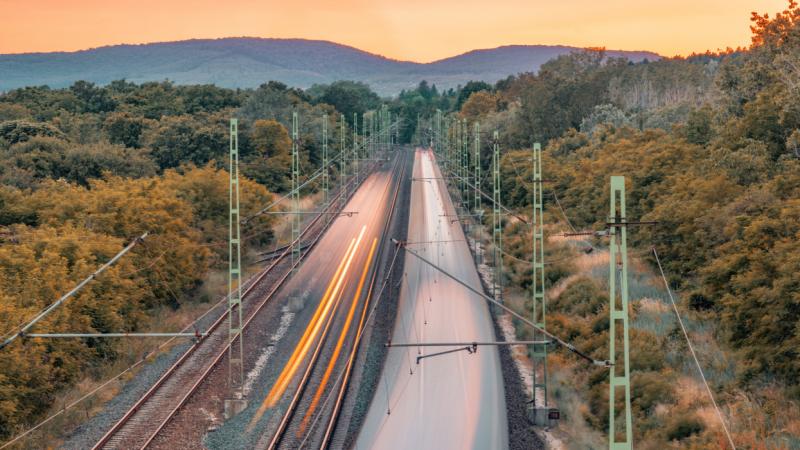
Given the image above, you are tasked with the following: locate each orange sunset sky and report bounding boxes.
[0,0,788,61]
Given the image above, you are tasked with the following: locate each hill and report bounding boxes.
[0,38,660,95]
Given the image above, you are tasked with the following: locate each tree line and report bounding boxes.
[448,1,799,447]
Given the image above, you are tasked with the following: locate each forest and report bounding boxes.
[1,1,798,448]
[442,2,799,447]
[0,78,411,442]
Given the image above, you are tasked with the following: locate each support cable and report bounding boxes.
[1,232,148,350]
[243,121,399,223]
[441,165,529,225]
[652,247,737,450]
[394,240,610,367]
[0,260,234,450]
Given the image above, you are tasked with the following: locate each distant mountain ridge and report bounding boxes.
[0,38,660,95]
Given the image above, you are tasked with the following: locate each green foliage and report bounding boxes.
[0,79,313,441]
[393,81,458,142]
[1,137,157,187]
[463,5,800,447]
[665,415,704,441]
[242,119,293,192]
[579,104,631,136]
[684,106,713,145]
[0,165,274,439]
[69,81,117,113]
[310,81,380,125]
[148,115,226,169]
[104,112,148,148]
[514,49,629,145]
[551,277,607,316]
[0,120,65,145]
[455,80,491,109]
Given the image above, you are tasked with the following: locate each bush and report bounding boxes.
[0,120,65,145]
[665,415,704,441]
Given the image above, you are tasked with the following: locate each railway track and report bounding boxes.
[264,151,407,450]
[92,181,354,450]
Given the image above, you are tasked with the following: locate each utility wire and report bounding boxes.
[652,247,737,450]
[550,189,577,234]
[244,121,399,223]
[0,276,233,450]
[0,232,149,350]
[297,244,403,449]
[439,165,530,225]
[396,241,609,367]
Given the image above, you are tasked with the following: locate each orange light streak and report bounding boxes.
[247,226,366,431]
[298,237,378,434]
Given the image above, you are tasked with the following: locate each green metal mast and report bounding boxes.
[228,118,244,397]
[531,142,549,411]
[353,112,359,187]
[474,122,481,212]
[609,175,633,450]
[462,118,469,209]
[291,112,300,272]
[441,116,446,173]
[322,113,329,206]
[364,112,368,160]
[364,112,369,161]
[473,122,482,261]
[386,107,391,151]
[387,109,392,150]
[492,131,502,303]
[457,119,463,197]
[435,110,441,156]
[340,114,346,204]
[439,110,443,157]
[365,112,370,160]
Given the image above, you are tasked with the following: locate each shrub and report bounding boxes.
[665,415,704,441]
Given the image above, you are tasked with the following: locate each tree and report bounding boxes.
[242,120,292,192]
[105,112,147,148]
[314,81,380,126]
[148,115,226,170]
[456,81,491,109]
[579,104,631,136]
[460,91,497,120]
[251,119,291,158]
[0,120,65,145]
[684,106,714,145]
[69,81,116,113]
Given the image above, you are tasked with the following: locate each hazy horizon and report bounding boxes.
[0,36,664,62]
[0,0,786,62]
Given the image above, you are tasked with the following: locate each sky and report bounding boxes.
[0,0,788,61]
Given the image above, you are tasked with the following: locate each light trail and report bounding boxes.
[298,237,379,435]
[267,227,364,406]
[247,226,366,431]
[266,237,356,408]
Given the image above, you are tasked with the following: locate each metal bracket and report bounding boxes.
[416,344,477,364]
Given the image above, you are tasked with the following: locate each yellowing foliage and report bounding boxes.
[0,165,274,439]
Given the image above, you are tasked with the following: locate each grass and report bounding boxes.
[492,214,800,449]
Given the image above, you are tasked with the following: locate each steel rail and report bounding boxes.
[268,150,402,449]
[136,180,366,450]
[319,148,407,449]
[139,152,388,450]
[93,184,351,450]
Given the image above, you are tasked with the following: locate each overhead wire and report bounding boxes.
[652,247,737,450]
[244,121,399,223]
